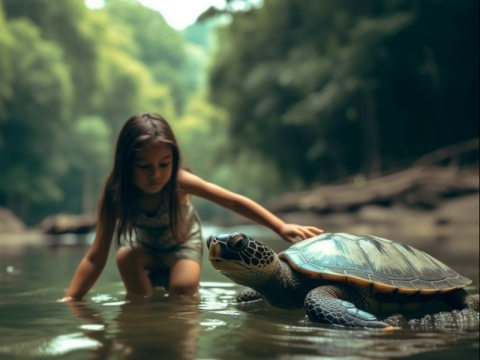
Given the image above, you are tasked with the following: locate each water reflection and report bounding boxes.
[0,283,478,360]
[64,292,202,360]
[0,229,479,360]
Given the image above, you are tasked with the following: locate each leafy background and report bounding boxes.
[0,0,478,225]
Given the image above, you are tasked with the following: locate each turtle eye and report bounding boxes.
[227,235,248,252]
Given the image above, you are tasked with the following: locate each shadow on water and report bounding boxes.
[0,225,478,360]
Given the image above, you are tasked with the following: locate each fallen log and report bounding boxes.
[268,166,479,214]
[37,213,97,235]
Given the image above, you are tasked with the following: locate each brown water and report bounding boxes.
[0,225,478,360]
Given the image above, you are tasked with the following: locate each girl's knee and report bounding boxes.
[169,259,201,296]
[169,280,199,297]
[116,246,142,269]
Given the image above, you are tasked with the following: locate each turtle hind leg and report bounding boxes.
[236,287,263,303]
[304,285,391,329]
[442,289,479,312]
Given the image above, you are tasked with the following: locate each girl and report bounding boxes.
[63,113,323,300]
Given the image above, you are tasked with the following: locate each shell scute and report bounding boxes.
[433,279,457,291]
[297,263,324,278]
[284,233,471,294]
[391,280,418,291]
[391,242,449,281]
[291,233,371,273]
[447,275,471,288]
[369,274,395,287]
[411,279,439,290]
[285,251,307,267]
[358,236,418,280]
[345,270,370,282]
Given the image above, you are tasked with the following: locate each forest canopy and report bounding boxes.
[207,0,479,184]
[0,0,478,225]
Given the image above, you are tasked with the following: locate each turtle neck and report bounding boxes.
[259,258,319,310]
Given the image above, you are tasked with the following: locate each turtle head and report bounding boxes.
[207,232,278,288]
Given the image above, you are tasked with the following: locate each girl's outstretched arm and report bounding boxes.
[62,221,114,301]
[179,170,323,243]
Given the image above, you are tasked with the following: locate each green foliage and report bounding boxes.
[175,92,286,220]
[2,0,102,116]
[0,5,12,119]
[70,116,112,170]
[209,0,480,185]
[0,0,179,223]
[184,19,217,52]
[0,18,72,202]
[182,18,225,93]
[103,0,189,113]
[5,0,476,227]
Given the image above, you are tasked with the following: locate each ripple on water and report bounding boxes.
[0,282,478,360]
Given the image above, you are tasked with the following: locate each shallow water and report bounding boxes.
[0,225,479,360]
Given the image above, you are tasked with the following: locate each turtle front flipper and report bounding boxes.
[304,285,390,329]
[237,288,264,303]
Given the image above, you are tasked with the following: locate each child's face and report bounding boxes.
[132,143,173,195]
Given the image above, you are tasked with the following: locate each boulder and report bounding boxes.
[0,207,26,234]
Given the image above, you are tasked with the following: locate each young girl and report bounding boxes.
[63,113,323,300]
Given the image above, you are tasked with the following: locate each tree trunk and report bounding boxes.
[364,88,382,176]
[82,169,93,214]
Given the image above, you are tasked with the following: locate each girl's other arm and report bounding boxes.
[62,221,114,301]
[180,171,323,244]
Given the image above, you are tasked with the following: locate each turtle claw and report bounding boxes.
[237,287,263,303]
[383,326,402,331]
[364,321,394,329]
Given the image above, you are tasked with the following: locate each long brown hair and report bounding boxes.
[98,113,183,247]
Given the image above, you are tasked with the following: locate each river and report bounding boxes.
[0,224,478,360]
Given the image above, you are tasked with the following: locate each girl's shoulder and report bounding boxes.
[178,169,207,192]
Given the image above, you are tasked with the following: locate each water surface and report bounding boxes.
[0,225,478,360]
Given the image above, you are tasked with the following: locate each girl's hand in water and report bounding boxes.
[278,224,324,244]
[60,297,79,302]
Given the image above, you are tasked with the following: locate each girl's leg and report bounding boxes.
[116,246,157,297]
[169,259,201,297]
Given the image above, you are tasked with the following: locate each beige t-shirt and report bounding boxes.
[133,200,202,252]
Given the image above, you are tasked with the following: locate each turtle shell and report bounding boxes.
[279,233,471,298]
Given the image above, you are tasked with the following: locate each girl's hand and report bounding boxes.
[60,296,80,302]
[278,224,324,244]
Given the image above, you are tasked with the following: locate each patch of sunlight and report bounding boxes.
[200,319,227,331]
[91,294,114,303]
[102,301,127,306]
[85,0,104,9]
[213,310,241,316]
[200,282,236,287]
[199,302,229,311]
[80,324,105,331]
[0,333,101,357]
[41,333,101,356]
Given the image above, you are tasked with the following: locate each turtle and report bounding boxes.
[207,232,479,329]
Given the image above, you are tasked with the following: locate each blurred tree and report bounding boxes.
[69,116,112,214]
[175,92,286,220]
[0,0,179,224]
[0,17,72,218]
[0,5,11,119]
[2,0,102,117]
[183,18,225,93]
[103,0,189,114]
[207,0,479,186]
